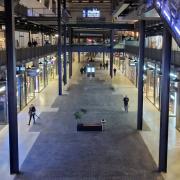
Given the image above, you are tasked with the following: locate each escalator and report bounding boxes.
[152,0,180,46]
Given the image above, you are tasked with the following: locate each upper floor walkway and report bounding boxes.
[0,42,180,66]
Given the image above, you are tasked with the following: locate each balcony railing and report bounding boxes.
[125,45,180,66]
[76,17,106,23]
[0,45,57,66]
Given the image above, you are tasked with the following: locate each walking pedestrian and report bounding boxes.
[100,63,102,69]
[103,63,106,70]
[106,62,108,70]
[113,68,117,76]
[80,67,84,75]
[123,95,129,112]
[83,65,87,74]
[28,104,36,125]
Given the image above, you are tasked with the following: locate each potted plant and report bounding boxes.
[74,109,87,130]
[74,111,82,122]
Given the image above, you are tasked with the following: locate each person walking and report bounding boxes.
[80,67,84,75]
[123,95,129,112]
[106,62,108,70]
[103,63,106,70]
[100,63,102,69]
[28,104,36,125]
[113,68,117,76]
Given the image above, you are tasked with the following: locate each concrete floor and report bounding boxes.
[13,61,163,180]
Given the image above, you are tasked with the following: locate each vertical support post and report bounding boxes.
[5,0,19,174]
[103,33,105,64]
[69,28,72,78]
[57,0,62,95]
[135,62,138,88]
[41,33,44,46]
[63,0,67,84]
[110,30,113,78]
[153,63,157,104]
[78,52,80,63]
[63,25,67,85]
[159,27,172,172]
[137,20,145,130]
[28,31,31,42]
[78,33,80,63]
[176,72,180,130]
[103,52,105,64]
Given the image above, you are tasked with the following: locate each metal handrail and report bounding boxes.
[125,45,180,66]
[0,45,57,66]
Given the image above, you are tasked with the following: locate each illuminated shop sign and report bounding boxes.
[83,8,100,18]
[27,68,40,77]
[16,66,26,72]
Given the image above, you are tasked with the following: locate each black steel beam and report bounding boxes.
[70,45,124,53]
[69,28,72,78]
[5,0,19,174]
[57,0,62,95]
[65,23,134,30]
[25,16,135,30]
[110,30,114,78]
[63,25,67,85]
[159,27,172,172]
[137,20,145,130]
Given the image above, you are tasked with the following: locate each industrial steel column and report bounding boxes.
[110,30,113,78]
[159,27,172,172]
[57,0,62,95]
[78,33,80,63]
[137,20,145,130]
[63,25,67,85]
[5,0,19,174]
[103,33,105,64]
[63,0,67,84]
[176,72,180,130]
[69,28,73,78]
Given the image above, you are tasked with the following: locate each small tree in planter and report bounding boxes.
[74,111,82,123]
[74,109,87,124]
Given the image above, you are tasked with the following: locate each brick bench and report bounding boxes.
[77,123,102,131]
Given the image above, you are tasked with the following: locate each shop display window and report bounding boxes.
[16,74,26,112]
[0,81,7,124]
[146,69,155,103]
[26,76,35,103]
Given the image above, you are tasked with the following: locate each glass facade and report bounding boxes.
[123,55,178,120]
[146,68,155,103]
[0,81,7,124]
[16,74,26,112]
[26,75,35,104]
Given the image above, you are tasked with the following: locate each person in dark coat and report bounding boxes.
[100,63,102,69]
[123,95,129,112]
[80,67,84,75]
[106,62,108,70]
[28,104,36,125]
[103,63,106,69]
[113,68,117,76]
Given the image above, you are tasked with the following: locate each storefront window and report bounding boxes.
[38,68,45,91]
[0,81,7,124]
[155,74,160,109]
[169,82,177,116]
[26,76,35,103]
[146,68,155,103]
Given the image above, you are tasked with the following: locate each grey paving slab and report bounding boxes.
[15,63,163,180]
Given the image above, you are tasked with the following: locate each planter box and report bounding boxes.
[77,123,102,131]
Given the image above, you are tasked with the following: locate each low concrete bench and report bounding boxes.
[77,123,102,131]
